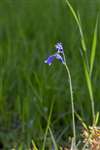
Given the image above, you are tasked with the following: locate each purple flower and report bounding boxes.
[55,42,64,53]
[44,53,64,65]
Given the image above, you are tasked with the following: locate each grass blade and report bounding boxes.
[31,140,38,150]
[90,17,98,76]
[42,100,54,150]
[81,50,95,124]
[75,112,88,130]
[94,112,99,126]
[49,127,58,150]
[65,0,86,52]
[65,0,79,26]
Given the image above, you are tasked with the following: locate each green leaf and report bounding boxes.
[49,127,58,150]
[81,51,95,123]
[42,100,54,150]
[32,140,38,150]
[65,0,86,52]
[90,16,98,76]
[94,112,99,126]
[75,112,88,130]
[65,0,79,26]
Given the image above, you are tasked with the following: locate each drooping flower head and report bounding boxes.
[44,53,64,66]
[55,42,64,54]
[44,42,65,66]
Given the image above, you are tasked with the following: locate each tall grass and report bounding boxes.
[65,0,98,125]
[0,0,99,149]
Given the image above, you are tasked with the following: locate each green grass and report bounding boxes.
[0,0,100,149]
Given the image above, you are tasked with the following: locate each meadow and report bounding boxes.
[0,0,100,149]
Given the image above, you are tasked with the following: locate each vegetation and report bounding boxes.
[0,0,99,149]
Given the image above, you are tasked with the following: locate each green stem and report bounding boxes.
[42,100,54,150]
[63,54,76,143]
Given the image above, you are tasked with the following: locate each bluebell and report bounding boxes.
[44,53,64,65]
[55,42,64,53]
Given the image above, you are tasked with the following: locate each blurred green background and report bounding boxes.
[0,0,100,149]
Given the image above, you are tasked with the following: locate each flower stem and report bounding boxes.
[63,54,76,143]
